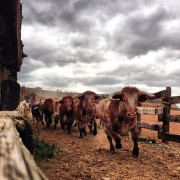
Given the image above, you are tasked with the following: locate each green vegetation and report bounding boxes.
[34,137,60,158]
[138,137,156,144]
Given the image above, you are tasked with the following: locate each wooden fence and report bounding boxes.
[0,111,47,180]
[137,87,180,143]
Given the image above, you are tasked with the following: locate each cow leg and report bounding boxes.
[92,121,97,135]
[41,114,44,125]
[60,121,65,130]
[79,127,84,138]
[45,117,51,128]
[107,135,115,153]
[54,116,59,129]
[83,124,87,136]
[78,121,86,138]
[89,118,97,135]
[88,124,92,133]
[35,117,39,124]
[66,117,74,134]
[54,121,57,129]
[60,114,65,130]
[131,129,139,157]
[111,131,122,149]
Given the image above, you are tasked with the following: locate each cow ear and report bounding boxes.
[76,94,84,99]
[113,95,123,101]
[138,95,148,102]
[78,96,84,100]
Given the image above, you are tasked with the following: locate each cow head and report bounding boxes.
[44,98,54,113]
[108,87,155,119]
[77,91,103,115]
[59,96,73,111]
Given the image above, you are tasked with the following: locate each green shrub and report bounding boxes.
[138,137,156,144]
[34,137,59,158]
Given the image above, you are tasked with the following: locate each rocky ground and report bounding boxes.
[30,110,180,180]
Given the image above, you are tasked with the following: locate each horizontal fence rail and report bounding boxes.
[158,114,180,123]
[137,121,162,131]
[137,107,163,115]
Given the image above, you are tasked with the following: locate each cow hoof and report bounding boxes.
[93,130,97,135]
[115,143,122,149]
[79,135,83,138]
[132,149,139,157]
[110,146,115,153]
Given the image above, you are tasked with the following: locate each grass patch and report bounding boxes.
[34,137,61,159]
[138,137,156,144]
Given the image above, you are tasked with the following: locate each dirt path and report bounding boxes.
[30,114,180,180]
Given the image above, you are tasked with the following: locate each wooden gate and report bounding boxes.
[137,87,180,143]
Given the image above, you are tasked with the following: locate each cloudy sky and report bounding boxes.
[18,0,180,96]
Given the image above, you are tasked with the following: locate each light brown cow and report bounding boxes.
[97,86,155,157]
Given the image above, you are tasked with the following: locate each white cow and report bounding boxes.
[18,100,30,118]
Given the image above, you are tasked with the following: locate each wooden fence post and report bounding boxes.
[137,102,141,137]
[162,87,171,144]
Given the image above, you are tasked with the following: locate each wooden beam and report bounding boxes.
[158,114,180,123]
[168,96,180,104]
[0,111,47,180]
[137,121,162,131]
[153,90,167,98]
[160,133,180,143]
[137,107,163,115]
[167,115,180,123]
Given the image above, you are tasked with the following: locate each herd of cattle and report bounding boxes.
[18,86,155,157]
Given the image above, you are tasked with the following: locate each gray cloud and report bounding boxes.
[19,0,180,95]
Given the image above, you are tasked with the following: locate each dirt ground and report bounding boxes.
[30,110,180,180]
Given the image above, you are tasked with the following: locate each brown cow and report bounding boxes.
[97,86,155,157]
[41,98,54,128]
[73,91,103,138]
[54,96,74,134]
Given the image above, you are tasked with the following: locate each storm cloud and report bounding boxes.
[18,0,180,96]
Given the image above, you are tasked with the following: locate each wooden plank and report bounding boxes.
[137,107,163,115]
[158,114,180,123]
[0,111,47,180]
[160,133,180,143]
[167,115,180,123]
[168,96,180,104]
[153,90,167,98]
[137,121,162,131]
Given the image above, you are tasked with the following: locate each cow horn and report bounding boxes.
[108,91,122,101]
[139,91,155,98]
[58,97,63,103]
[95,94,104,99]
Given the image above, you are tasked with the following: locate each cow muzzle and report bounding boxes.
[66,107,72,111]
[126,112,136,119]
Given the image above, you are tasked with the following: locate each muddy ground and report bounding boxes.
[30,110,180,180]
